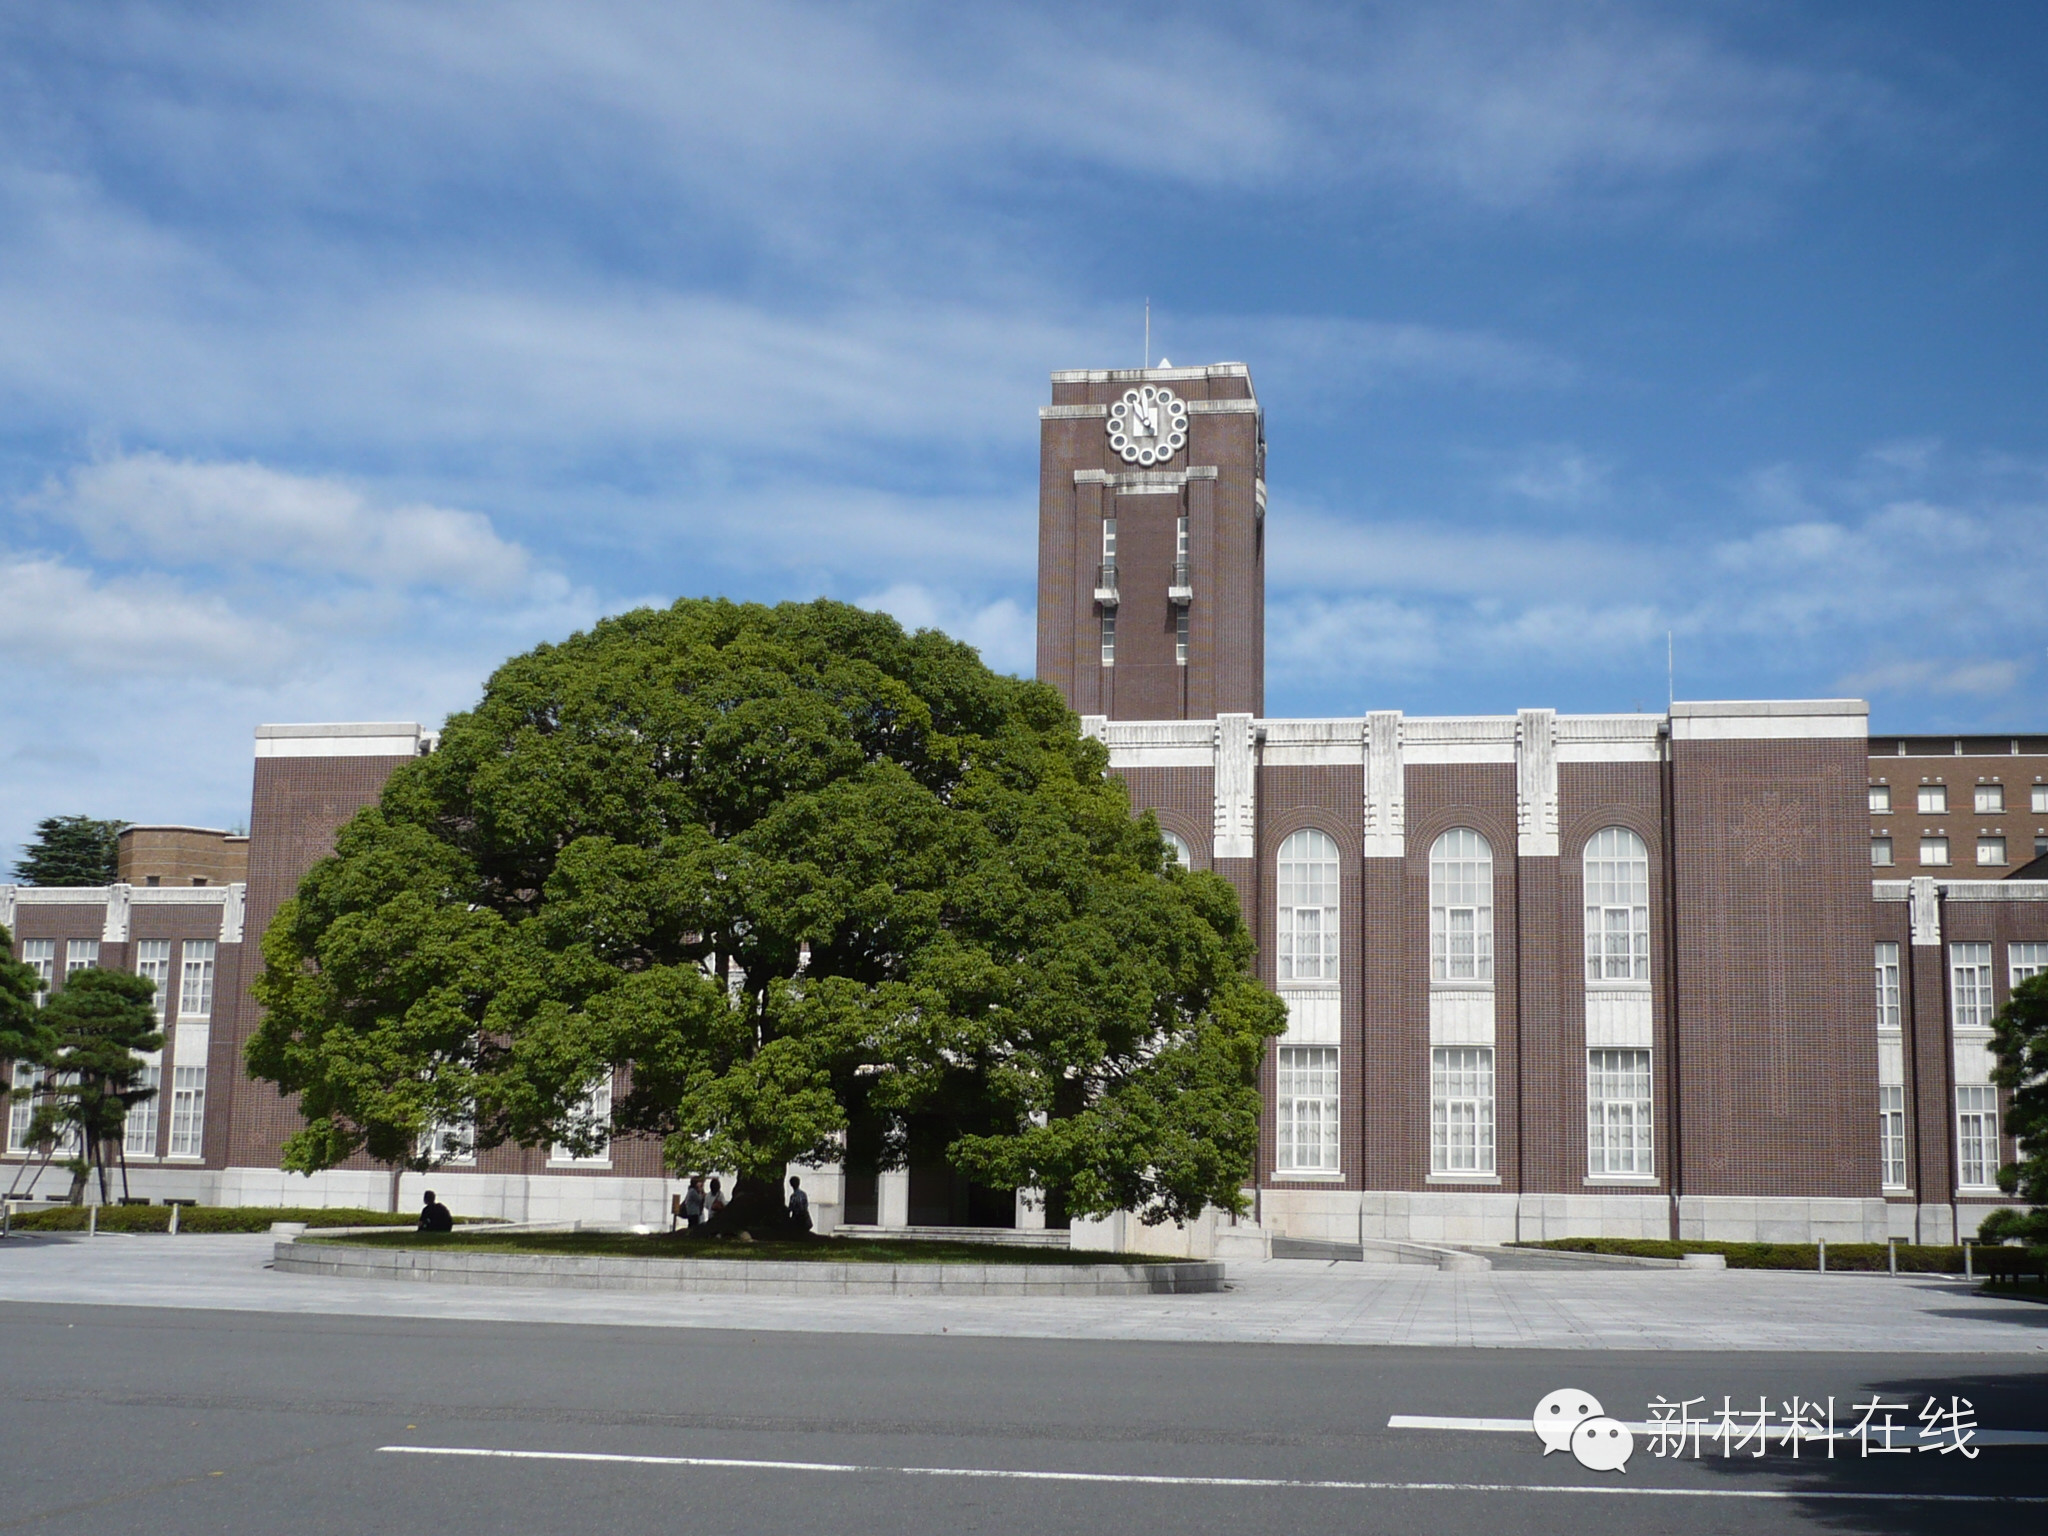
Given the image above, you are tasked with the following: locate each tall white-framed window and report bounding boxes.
[66,939,100,975]
[19,939,54,1006]
[1917,784,1947,814]
[1950,943,1994,1030]
[2011,942,2048,987]
[180,940,217,1022]
[1275,1045,1339,1173]
[1099,610,1115,667]
[1430,829,1493,983]
[1161,831,1192,869]
[1583,828,1650,982]
[1874,942,1902,1031]
[1175,606,1189,666]
[124,1059,162,1157]
[1101,516,1116,570]
[1430,1046,1495,1175]
[1586,1048,1653,1176]
[6,1061,41,1153]
[134,939,173,1020]
[1277,829,1340,982]
[1869,783,1891,813]
[167,1065,207,1157]
[551,1076,614,1165]
[1175,512,1189,569]
[1956,1085,1999,1189]
[419,1112,477,1167]
[1975,783,2005,813]
[1879,1084,1907,1190]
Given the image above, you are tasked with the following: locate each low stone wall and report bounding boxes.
[273,1240,1226,1296]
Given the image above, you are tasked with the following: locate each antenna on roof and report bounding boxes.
[1667,631,1675,711]
[1144,298,1150,371]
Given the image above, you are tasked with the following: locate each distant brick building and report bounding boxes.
[3,362,2037,1248]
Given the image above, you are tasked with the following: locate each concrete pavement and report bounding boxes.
[3,1231,2045,1351]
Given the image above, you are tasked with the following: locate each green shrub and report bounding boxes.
[6,1204,477,1234]
[1516,1237,1971,1272]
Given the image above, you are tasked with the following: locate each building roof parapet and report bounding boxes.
[1073,467,1219,489]
[1670,699,1867,742]
[255,721,423,759]
[1051,363,1251,384]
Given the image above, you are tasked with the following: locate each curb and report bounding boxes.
[273,1240,1227,1296]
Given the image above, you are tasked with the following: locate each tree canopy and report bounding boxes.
[249,598,1284,1225]
[0,923,53,1068]
[14,816,126,886]
[29,967,163,1204]
[1982,971,2048,1247]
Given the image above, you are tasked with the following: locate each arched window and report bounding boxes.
[1277,829,1340,982]
[1429,829,1493,983]
[1161,831,1192,869]
[1583,827,1650,982]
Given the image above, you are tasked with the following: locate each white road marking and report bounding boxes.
[376,1445,2048,1503]
[1387,1413,2048,1447]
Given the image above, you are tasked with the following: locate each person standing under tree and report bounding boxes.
[786,1175,812,1235]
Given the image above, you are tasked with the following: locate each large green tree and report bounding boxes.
[1981,971,2048,1247]
[28,968,163,1204]
[249,598,1283,1228]
[1,924,56,1157]
[15,816,126,886]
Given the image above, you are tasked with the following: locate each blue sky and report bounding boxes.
[3,2,2046,865]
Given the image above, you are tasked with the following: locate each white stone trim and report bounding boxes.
[1428,987,1495,1045]
[0,884,11,930]
[1909,876,1942,946]
[1554,714,1663,763]
[1404,717,1517,764]
[220,882,246,944]
[1584,987,1653,1047]
[1039,404,1108,419]
[1953,1033,1995,1086]
[1878,1033,1905,1087]
[1668,699,1867,741]
[102,883,131,943]
[1261,718,1364,768]
[1088,718,1212,769]
[1072,467,1220,492]
[1941,880,2048,902]
[12,886,112,906]
[1051,363,1251,384]
[255,721,422,758]
[1278,988,1341,1044]
[1363,710,1405,859]
[1516,709,1559,857]
[1184,398,1259,414]
[1213,714,1258,860]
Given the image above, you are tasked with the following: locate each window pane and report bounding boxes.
[180,941,217,1021]
[1920,837,1949,866]
[1975,784,2004,813]
[1917,785,1947,814]
[1277,1046,1340,1172]
[1977,837,2006,867]
[168,1065,207,1157]
[1871,838,1893,867]
[1868,784,1891,813]
[2010,943,2048,986]
[1878,1084,1906,1189]
[1432,830,1493,986]
[124,1061,162,1155]
[1587,1048,1654,1176]
[1430,1047,1495,1174]
[1873,942,1901,1030]
[1277,831,1340,985]
[1951,944,1994,1029]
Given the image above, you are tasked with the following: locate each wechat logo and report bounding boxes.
[1533,1388,1634,1474]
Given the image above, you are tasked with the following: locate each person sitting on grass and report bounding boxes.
[417,1190,454,1233]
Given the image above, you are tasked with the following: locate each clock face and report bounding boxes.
[1106,385,1188,466]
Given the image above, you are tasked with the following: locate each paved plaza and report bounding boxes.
[3,1232,2044,1351]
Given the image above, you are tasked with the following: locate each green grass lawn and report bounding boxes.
[308,1229,1173,1265]
[6,1204,487,1234]
[1513,1237,1982,1272]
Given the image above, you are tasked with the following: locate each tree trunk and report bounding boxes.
[701,1172,800,1239]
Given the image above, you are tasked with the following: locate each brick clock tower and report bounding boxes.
[1035,363,1264,720]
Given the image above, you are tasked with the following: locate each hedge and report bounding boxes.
[3,1204,472,1234]
[1516,1237,1983,1272]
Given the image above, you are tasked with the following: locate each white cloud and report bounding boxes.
[855,583,1035,677]
[0,552,289,681]
[35,453,529,591]
[1837,659,2027,699]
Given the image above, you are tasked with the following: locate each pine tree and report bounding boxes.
[30,968,162,1204]
[15,816,126,886]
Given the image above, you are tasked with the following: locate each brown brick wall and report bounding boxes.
[1671,738,1875,1199]
[1867,744,2048,876]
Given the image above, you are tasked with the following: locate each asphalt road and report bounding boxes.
[1,1301,2042,1535]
